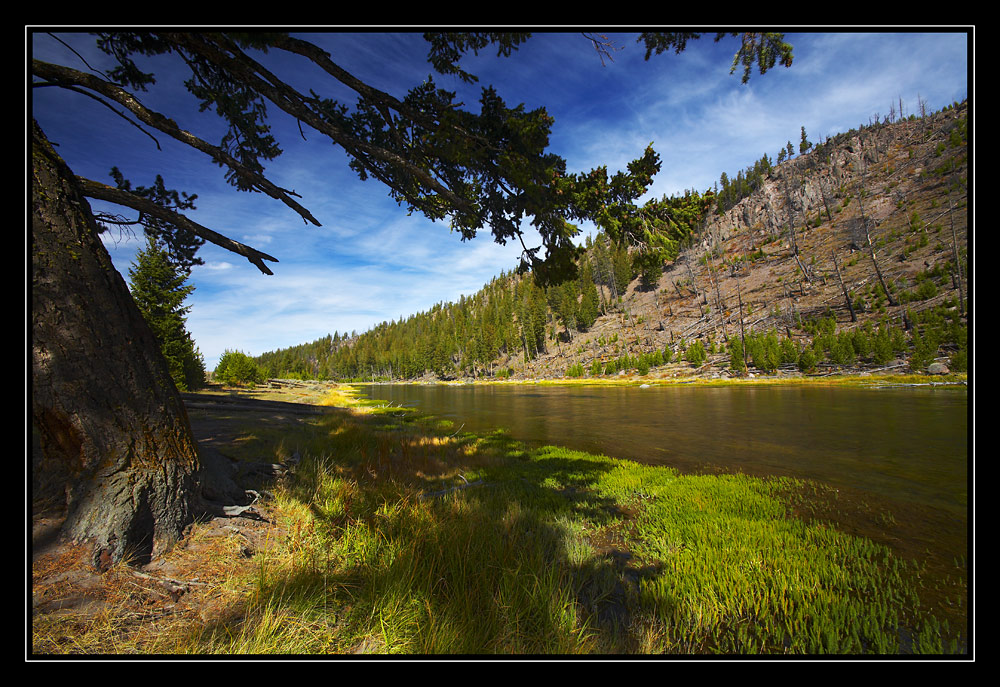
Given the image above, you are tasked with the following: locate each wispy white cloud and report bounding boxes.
[201,261,235,272]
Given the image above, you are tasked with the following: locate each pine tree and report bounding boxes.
[213,349,264,387]
[799,126,812,154]
[128,236,205,390]
[611,242,635,296]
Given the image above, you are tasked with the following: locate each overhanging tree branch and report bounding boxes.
[36,31,797,285]
[160,33,478,217]
[32,58,321,228]
[76,176,279,275]
[268,35,452,136]
[33,81,164,150]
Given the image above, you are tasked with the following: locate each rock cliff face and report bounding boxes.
[702,104,967,247]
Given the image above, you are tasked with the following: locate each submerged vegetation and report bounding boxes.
[34,385,965,655]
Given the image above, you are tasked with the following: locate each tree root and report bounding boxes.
[195,446,279,522]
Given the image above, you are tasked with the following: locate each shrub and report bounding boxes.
[684,340,707,367]
[746,330,780,372]
[851,325,873,360]
[909,329,940,372]
[797,346,818,373]
[871,327,894,365]
[779,337,799,366]
[662,345,673,364]
[915,280,939,301]
[829,334,856,366]
[214,349,265,387]
[729,342,746,374]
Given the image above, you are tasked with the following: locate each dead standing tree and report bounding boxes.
[854,138,897,309]
[831,251,857,322]
[781,165,813,284]
[950,200,965,317]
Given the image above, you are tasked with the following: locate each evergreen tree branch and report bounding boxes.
[32,58,321,228]
[160,33,477,217]
[75,176,279,275]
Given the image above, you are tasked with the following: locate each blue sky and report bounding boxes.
[30,30,970,371]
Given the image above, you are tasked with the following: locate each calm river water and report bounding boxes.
[358,383,970,567]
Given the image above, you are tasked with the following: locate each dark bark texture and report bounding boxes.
[32,121,201,570]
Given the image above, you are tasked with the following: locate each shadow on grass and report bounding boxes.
[185,403,659,654]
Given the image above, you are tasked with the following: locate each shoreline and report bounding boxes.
[349,370,969,390]
[313,379,970,653]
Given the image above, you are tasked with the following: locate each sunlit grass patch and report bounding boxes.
[318,384,370,409]
[583,467,959,653]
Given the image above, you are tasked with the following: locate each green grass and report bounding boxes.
[173,387,964,655]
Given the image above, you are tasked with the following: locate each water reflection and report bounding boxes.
[360,383,968,517]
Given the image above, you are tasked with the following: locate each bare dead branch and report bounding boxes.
[582,32,623,66]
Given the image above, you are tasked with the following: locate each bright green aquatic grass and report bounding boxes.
[584,462,955,653]
[462,444,959,654]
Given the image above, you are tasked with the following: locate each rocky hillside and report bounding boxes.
[499,101,969,380]
[252,101,969,383]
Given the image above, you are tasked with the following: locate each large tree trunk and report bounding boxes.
[31,121,201,570]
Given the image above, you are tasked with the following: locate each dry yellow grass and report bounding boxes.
[31,496,288,655]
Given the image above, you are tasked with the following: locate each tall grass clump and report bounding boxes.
[590,466,957,653]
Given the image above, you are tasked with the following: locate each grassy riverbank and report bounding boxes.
[32,382,967,655]
[381,370,969,389]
